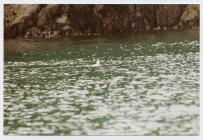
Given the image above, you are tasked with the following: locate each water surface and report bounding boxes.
[4,29,199,135]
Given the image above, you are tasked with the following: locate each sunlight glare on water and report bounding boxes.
[4,30,199,135]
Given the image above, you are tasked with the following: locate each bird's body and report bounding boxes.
[91,60,101,67]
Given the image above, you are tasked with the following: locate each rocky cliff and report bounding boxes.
[4,4,199,39]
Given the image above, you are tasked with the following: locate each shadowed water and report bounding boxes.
[4,30,199,135]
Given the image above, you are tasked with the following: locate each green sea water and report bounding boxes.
[4,29,199,135]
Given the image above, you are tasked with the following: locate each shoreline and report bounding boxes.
[4,28,199,42]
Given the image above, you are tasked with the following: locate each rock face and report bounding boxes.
[156,5,185,28]
[4,4,199,39]
[4,4,43,38]
[180,5,200,27]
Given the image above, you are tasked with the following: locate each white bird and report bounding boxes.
[91,59,101,67]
